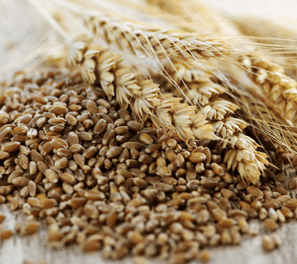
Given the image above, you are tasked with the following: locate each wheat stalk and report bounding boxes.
[27,0,218,143]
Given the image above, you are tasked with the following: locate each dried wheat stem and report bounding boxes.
[68,42,217,143]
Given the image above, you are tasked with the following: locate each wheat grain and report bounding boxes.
[4,1,297,262]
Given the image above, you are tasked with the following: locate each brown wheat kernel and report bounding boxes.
[167,139,177,149]
[0,229,13,240]
[78,131,92,141]
[44,169,59,184]
[122,142,142,150]
[221,188,236,199]
[156,166,171,177]
[68,197,86,209]
[50,105,67,115]
[264,219,278,231]
[12,177,30,187]
[127,121,143,131]
[94,119,107,134]
[288,177,297,189]
[52,138,68,149]
[0,215,5,224]
[21,221,41,235]
[189,152,206,163]
[36,161,48,174]
[115,126,128,135]
[102,130,115,146]
[47,224,63,242]
[212,163,224,176]
[54,157,68,170]
[281,206,293,218]
[262,235,275,252]
[201,178,218,188]
[0,151,9,160]
[174,153,185,167]
[59,172,76,185]
[283,199,297,210]
[40,198,57,209]
[200,250,210,263]
[0,114,10,128]
[106,146,122,159]
[276,210,286,223]
[30,150,44,163]
[2,142,20,152]
[247,186,263,197]
[271,233,281,248]
[145,144,161,154]
[139,133,154,145]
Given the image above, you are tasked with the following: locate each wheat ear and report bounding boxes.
[162,58,268,183]
[68,42,216,143]
[240,55,297,126]
[52,0,233,62]
[232,16,297,79]
[163,59,247,135]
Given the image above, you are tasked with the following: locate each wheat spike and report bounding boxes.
[241,55,297,126]
[223,133,269,183]
[233,15,297,78]
[55,3,235,62]
[160,56,268,183]
[68,42,217,143]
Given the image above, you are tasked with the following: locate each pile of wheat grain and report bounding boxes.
[1,0,297,263]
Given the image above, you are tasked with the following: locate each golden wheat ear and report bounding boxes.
[232,15,297,77]
[160,57,270,183]
[68,42,217,143]
[239,55,297,127]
